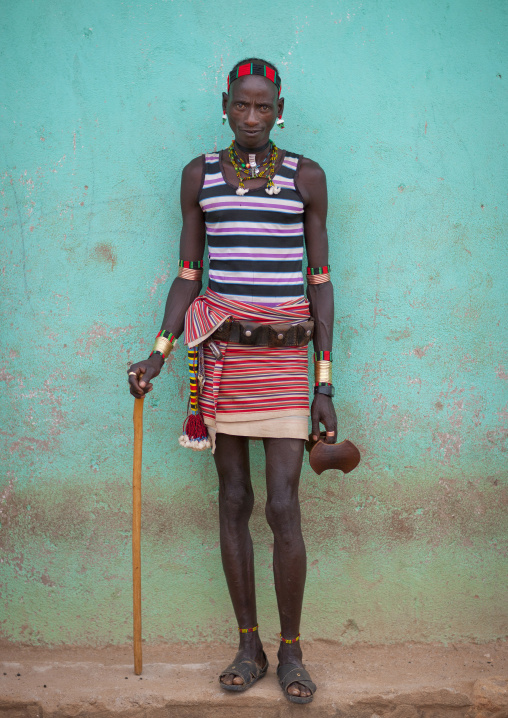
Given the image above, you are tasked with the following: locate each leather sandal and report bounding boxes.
[277,663,317,704]
[219,651,269,692]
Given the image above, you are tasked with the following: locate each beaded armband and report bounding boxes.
[307,265,331,285]
[150,329,176,362]
[178,259,203,281]
[314,351,333,386]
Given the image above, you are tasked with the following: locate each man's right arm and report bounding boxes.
[128,156,206,398]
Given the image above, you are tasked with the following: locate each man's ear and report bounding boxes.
[277,97,284,117]
[222,92,229,114]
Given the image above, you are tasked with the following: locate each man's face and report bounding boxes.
[223,75,282,148]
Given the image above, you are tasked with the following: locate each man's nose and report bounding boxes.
[244,106,258,126]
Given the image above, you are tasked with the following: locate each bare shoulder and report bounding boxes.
[296,156,327,206]
[298,156,326,183]
[182,155,204,183]
[181,155,205,207]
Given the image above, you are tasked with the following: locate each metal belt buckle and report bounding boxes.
[208,340,223,360]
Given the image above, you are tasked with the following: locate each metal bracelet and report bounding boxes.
[307,272,330,284]
[314,360,332,384]
[178,267,203,281]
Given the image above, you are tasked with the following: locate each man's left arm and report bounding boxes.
[297,158,337,444]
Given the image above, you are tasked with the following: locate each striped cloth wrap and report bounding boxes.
[181,289,312,442]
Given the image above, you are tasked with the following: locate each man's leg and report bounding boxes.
[263,436,312,698]
[214,433,265,685]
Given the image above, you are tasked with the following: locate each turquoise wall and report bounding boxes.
[1,0,507,646]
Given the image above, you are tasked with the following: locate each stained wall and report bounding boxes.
[1,0,507,646]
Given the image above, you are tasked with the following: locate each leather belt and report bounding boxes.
[211,318,314,348]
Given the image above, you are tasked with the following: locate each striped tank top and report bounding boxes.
[198,151,305,306]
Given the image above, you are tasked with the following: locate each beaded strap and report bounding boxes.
[178,347,210,450]
[307,265,330,275]
[238,625,258,633]
[307,265,331,285]
[158,330,176,341]
[188,349,200,416]
[279,633,300,644]
[179,260,203,269]
[314,351,332,362]
[228,62,281,96]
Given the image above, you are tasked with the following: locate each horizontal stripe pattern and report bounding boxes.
[206,221,303,236]
[205,291,302,305]
[200,196,303,214]
[210,250,302,261]
[199,343,309,421]
[199,151,305,304]
[184,290,311,423]
[209,270,303,282]
[209,274,302,287]
[185,287,311,346]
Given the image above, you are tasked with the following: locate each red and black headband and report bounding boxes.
[227,63,282,97]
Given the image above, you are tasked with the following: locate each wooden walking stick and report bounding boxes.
[132,396,144,675]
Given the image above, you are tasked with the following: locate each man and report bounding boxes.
[128,58,336,704]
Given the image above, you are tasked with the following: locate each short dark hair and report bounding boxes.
[229,57,280,80]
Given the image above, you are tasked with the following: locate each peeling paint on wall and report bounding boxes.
[1,0,507,646]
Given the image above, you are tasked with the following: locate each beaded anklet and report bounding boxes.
[279,633,300,644]
[307,265,331,284]
[150,330,176,362]
[238,625,259,633]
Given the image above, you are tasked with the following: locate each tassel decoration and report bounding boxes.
[179,347,211,451]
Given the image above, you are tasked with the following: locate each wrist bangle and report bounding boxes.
[314,384,335,397]
[314,360,332,384]
[149,330,176,363]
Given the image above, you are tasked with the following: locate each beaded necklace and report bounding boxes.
[231,144,272,178]
[228,140,281,196]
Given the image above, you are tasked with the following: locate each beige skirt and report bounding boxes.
[204,415,309,453]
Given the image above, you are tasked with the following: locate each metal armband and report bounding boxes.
[178,259,203,281]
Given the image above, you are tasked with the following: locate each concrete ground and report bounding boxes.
[0,641,507,717]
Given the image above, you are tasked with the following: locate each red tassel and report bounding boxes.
[183,413,208,441]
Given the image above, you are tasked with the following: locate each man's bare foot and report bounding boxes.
[277,641,313,698]
[220,632,266,686]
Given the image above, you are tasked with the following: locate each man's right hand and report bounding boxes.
[127,355,164,398]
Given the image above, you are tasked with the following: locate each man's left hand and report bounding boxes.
[311,393,337,444]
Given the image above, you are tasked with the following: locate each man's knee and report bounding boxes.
[265,494,300,536]
[220,482,254,520]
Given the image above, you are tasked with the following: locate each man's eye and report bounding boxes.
[236,103,245,108]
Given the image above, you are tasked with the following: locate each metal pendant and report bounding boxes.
[249,153,257,178]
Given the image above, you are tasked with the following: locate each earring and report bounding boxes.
[276,115,285,129]
[222,112,227,125]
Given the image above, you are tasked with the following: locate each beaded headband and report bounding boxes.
[227,63,282,97]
